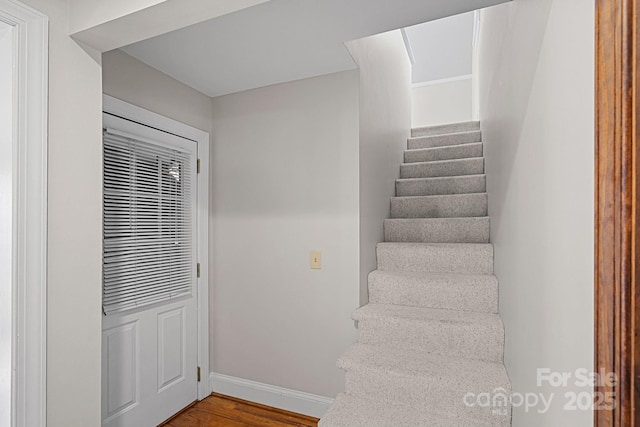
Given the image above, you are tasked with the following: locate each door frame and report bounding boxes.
[102,94,211,400]
[595,0,640,425]
[0,1,48,426]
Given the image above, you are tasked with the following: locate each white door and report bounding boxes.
[101,113,198,427]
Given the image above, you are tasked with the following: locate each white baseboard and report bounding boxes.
[209,372,333,418]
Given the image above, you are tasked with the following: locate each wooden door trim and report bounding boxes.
[595,0,639,425]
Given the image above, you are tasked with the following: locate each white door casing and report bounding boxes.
[0,1,48,427]
[101,97,210,426]
[0,18,13,427]
[103,95,210,401]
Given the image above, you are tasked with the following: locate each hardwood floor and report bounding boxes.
[160,393,319,427]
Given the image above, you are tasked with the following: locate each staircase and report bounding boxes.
[319,121,512,427]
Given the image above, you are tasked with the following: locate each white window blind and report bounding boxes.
[103,129,194,315]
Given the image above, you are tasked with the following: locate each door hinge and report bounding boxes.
[197,159,201,174]
[197,263,201,278]
[197,366,201,382]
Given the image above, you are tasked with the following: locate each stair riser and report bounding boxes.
[412,121,480,138]
[408,130,481,149]
[357,318,504,362]
[405,142,483,163]
[400,158,484,179]
[368,277,498,313]
[396,175,486,197]
[377,243,494,274]
[384,218,489,243]
[344,371,511,425]
[391,194,488,218]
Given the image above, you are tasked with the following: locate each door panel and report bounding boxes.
[103,321,139,420]
[157,307,185,391]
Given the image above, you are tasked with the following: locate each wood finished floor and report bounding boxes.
[160,393,319,427]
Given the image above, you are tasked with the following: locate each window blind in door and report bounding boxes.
[103,129,194,315]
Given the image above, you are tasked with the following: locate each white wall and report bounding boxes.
[210,70,360,398]
[404,13,474,128]
[0,21,13,427]
[412,78,472,127]
[478,1,594,425]
[405,12,474,84]
[346,31,412,305]
[20,0,104,426]
[102,49,213,134]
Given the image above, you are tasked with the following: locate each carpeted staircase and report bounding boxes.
[319,121,512,427]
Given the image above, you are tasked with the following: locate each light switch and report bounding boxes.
[310,250,322,269]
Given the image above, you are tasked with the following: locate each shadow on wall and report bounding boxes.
[345,30,412,307]
[478,0,553,223]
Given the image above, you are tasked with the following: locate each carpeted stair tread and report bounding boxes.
[396,174,486,196]
[368,270,498,313]
[408,130,482,150]
[318,393,503,427]
[411,121,480,138]
[354,301,501,323]
[353,303,504,362]
[377,242,493,274]
[400,157,484,179]
[384,217,489,243]
[404,142,483,163]
[338,343,509,392]
[339,344,511,425]
[390,193,488,218]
